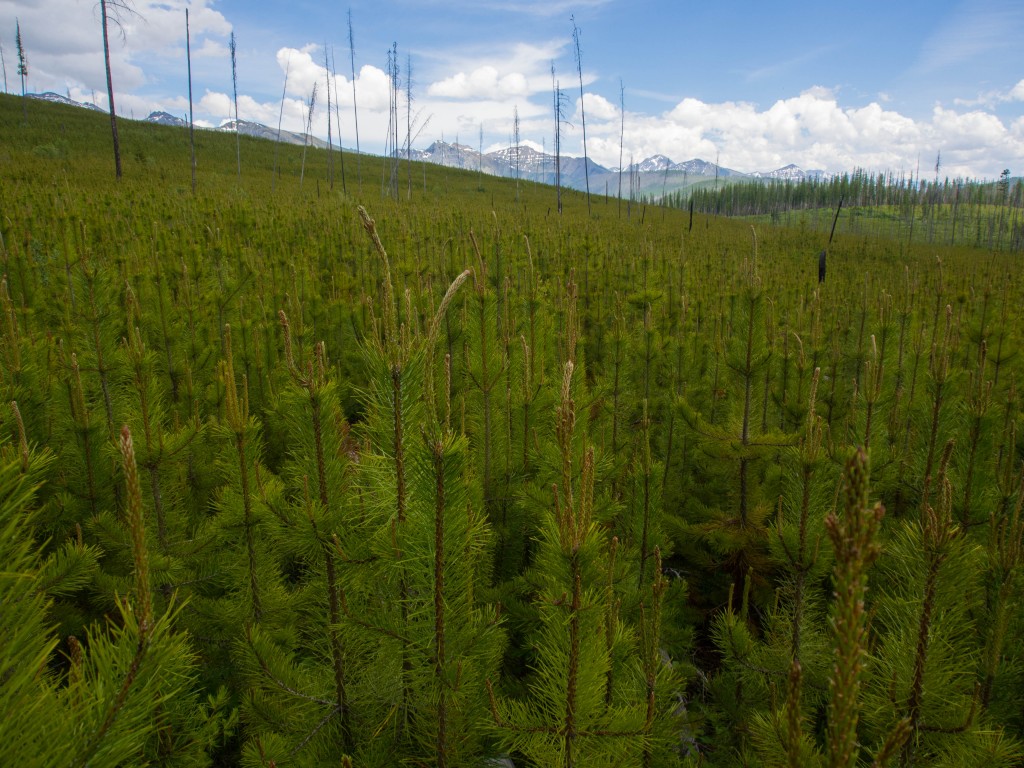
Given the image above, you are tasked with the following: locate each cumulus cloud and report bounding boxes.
[273,47,390,114]
[0,0,231,95]
[423,39,575,103]
[579,93,617,121]
[428,66,532,100]
[569,88,1023,178]
[4,0,1020,178]
[954,78,1024,109]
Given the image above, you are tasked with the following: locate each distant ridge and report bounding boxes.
[145,111,188,127]
[23,92,830,196]
[218,119,331,149]
[27,91,104,112]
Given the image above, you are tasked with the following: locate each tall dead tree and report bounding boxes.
[348,10,362,188]
[186,8,196,193]
[513,105,521,201]
[571,15,591,216]
[330,46,346,193]
[478,121,484,190]
[618,80,624,217]
[1,39,9,93]
[98,1,138,180]
[299,82,318,190]
[272,56,290,193]
[383,42,399,199]
[406,54,413,199]
[324,43,334,189]
[230,31,240,180]
[551,63,569,215]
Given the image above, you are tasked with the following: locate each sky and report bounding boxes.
[1,0,1022,178]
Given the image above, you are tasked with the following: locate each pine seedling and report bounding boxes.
[488,359,652,767]
[981,463,1024,709]
[220,324,262,620]
[276,311,354,754]
[922,305,954,483]
[863,334,885,449]
[864,438,1000,765]
[902,440,958,761]
[345,211,496,763]
[678,259,793,589]
[961,340,993,527]
[397,429,503,766]
[826,448,886,768]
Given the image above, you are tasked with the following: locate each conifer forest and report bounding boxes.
[3,94,1024,767]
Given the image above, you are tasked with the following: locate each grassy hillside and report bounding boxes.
[2,93,1024,767]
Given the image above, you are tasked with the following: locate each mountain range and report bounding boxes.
[24,91,827,197]
[407,141,828,196]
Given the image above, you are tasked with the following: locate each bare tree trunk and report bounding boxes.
[299,83,318,190]
[572,16,591,216]
[330,46,347,194]
[272,57,290,194]
[552,64,562,214]
[406,54,413,200]
[348,10,362,188]
[185,8,195,192]
[478,121,484,190]
[230,31,240,180]
[384,44,399,199]
[324,43,334,189]
[618,80,624,217]
[513,105,521,202]
[100,1,122,179]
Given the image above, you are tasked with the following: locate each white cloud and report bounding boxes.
[4,1,1020,178]
[198,90,232,121]
[580,92,617,121]
[274,47,390,113]
[422,39,571,102]
[954,78,1024,109]
[428,65,533,100]
[566,88,1023,179]
[0,0,230,108]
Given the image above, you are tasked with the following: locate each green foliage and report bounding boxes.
[2,93,1024,766]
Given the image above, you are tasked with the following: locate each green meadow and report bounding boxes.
[2,92,1024,767]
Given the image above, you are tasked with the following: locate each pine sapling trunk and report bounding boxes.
[637,400,653,588]
[392,361,413,736]
[739,291,756,523]
[826,449,885,768]
[430,437,449,767]
[222,328,261,620]
[902,441,956,767]
[564,555,582,767]
[311,390,352,752]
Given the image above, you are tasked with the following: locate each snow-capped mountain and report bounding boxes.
[27,92,104,112]
[748,164,831,181]
[630,154,674,173]
[218,119,331,149]
[21,91,830,195]
[407,140,609,188]
[145,111,188,127]
[624,156,745,178]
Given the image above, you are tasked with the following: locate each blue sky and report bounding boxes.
[2,0,1022,177]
